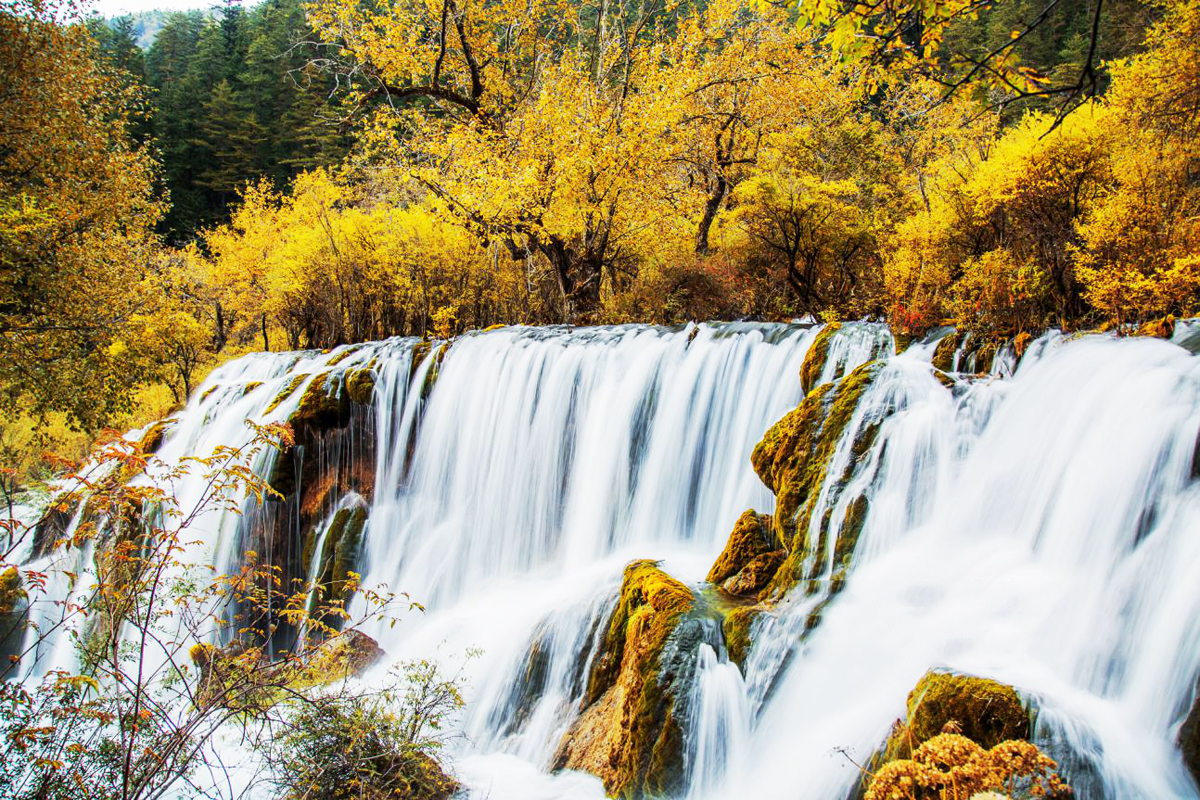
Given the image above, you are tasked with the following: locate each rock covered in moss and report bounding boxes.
[304,629,384,680]
[554,560,703,798]
[722,606,761,668]
[883,671,1029,762]
[265,373,309,415]
[307,505,369,611]
[138,418,176,455]
[723,550,785,596]
[751,361,884,600]
[291,372,352,434]
[800,322,842,395]
[932,330,960,372]
[344,368,377,405]
[706,510,777,586]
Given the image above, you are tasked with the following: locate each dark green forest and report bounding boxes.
[91,0,351,241]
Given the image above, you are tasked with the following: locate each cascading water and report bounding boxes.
[11,320,1200,800]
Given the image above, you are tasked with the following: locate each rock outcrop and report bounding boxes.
[554,560,708,799]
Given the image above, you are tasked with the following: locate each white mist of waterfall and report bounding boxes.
[685,644,751,800]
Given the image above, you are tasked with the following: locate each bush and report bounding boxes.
[266,660,466,800]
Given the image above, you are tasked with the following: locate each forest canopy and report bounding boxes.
[1,0,1198,457]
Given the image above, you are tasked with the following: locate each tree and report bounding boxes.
[0,0,163,431]
[1075,0,1200,325]
[310,0,682,320]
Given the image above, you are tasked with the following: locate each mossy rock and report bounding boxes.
[242,381,263,397]
[723,551,785,596]
[290,372,352,434]
[883,672,1029,763]
[301,629,384,682]
[1136,314,1177,339]
[324,344,364,367]
[706,509,776,585]
[752,361,884,601]
[309,505,369,612]
[344,368,376,405]
[265,373,309,415]
[800,322,842,395]
[931,331,960,372]
[199,385,220,404]
[555,560,701,799]
[722,605,761,668]
[139,418,176,455]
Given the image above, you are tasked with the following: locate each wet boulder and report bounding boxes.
[800,322,842,395]
[883,671,1029,763]
[706,509,781,592]
[751,361,884,600]
[554,560,707,799]
[721,606,761,668]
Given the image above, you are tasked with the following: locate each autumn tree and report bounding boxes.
[310,0,688,320]
[1075,0,1200,325]
[0,0,163,431]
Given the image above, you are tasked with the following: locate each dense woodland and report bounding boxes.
[2,0,1199,464]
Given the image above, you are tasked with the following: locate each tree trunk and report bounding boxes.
[695,173,728,256]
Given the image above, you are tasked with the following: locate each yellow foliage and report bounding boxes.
[865,733,1069,800]
[1074,0,1200,326]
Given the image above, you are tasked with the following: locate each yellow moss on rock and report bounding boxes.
[722,606,761,668]
[555,560,697,799]
[706,510,776,585]
[884,672,1030,763]
[799,322,842,395]
[344,368,377,405]
[931,331,959,372]
[138,418,176,455]
[265,373,309,415]
[752,361,884,601]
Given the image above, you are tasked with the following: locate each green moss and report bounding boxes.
[722,606,760,668]
[324,344,364,366]
[312,506,369,608]
[242,381,263,397]
[585,560,694,706]
[799,322,842,395]
[753,361,884,601]
[931,331,959,372]
[882,672,1029,763]
[265,374,309,415]
[289,372,351,433]
[706,509,775,585]
[199,385,219,404]
[344,368,377,405]
[570,560,697,799]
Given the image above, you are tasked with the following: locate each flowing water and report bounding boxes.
[12,321,1200,799]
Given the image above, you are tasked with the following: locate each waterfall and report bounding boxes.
[11,321,1200,800]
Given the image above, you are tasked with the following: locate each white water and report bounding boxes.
[12,321,1200,799]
